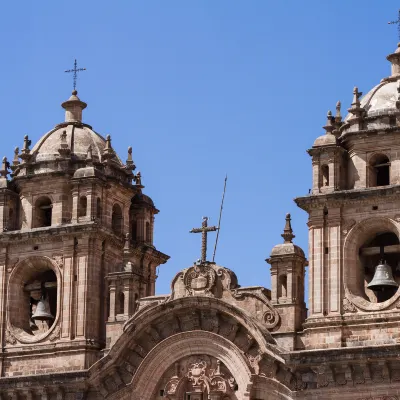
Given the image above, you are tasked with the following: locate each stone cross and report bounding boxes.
[190,217,218,263]
[65,59,86,91]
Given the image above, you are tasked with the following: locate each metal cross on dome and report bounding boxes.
[388,9,400,41]
[65,59,86,91]
[190,217,218,263]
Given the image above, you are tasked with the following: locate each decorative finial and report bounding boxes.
[335,101,342,121]
[126,146,136,171]
[12,147,20,169]
[58,130,71,158]
[64,59,86,91]
[19,135,32,162]
[124,233,130,251]
[388,10,400,42]
[86,145,93,165]
[352,87,362,107]
[281,213,295,244]
[348,87,364,118]
[134,171,142,186]
[323,110,334,134]
[0,157,10,179]
[102,135,114,160]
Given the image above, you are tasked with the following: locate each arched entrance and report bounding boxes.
[107,331,252,400]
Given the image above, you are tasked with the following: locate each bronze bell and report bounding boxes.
[367,260,399,292]
[31,294,54,321]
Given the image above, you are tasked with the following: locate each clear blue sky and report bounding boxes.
[1,1,399,295]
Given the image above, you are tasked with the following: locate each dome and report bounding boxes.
[31,124,122,165]
[343,44,400,126]
[344,81,398,122]
[131,193,155,207]
[28,90,123,166]
[270,242,305,258]
[313,133,337,147]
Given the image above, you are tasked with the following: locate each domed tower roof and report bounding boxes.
[340,43,400,138]
[12,90,136,184]
[269,214,305,258]
[29,90,123,165]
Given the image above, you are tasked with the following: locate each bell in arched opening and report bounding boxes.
[367,260,399,292]
[31,294,54,321]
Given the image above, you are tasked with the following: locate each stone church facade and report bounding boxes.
[2,42,400,400]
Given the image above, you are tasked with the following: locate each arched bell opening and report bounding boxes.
[360,232,400,303]
[8,257,59,339]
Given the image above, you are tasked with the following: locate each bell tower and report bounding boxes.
[0,90,169,377]
[295,42,400,350]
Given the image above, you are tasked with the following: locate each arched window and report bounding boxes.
[96,198,102,220]
[118,292,125,315]
[34,197,52,228]
[278,275,287,298]
[369,154,390,187]
[146,221,151,243]
[112,203,123,234]
[321,165,329,187]
[79,196,87,217]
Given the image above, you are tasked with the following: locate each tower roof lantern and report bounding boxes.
[61,90,87,123]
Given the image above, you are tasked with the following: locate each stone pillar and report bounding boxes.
[61,238,75,339]
[71,188,79,223]
[108,279,117,322]
[0,247,7,356]
[75,237,89,337]
[312,159,320,194]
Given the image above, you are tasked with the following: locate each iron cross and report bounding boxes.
[65,59,86,91]
[388,9,400,41]
[190,217,218,263]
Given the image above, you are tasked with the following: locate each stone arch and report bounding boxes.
[344,217,400,310]
[111,331,252,400]
[7,256,62,343]
[88,296,285,398]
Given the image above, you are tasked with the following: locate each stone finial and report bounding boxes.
[135,171,142,186]
[61,90,87,123]
[281,213,295,244]
[12,147,20,168]
[0,157,10,179]
[351,87,362,107]
[124,233,130,251]
[335,101,342,122]
[126,146,136,171]
[323,110,334,134]
[58,130,71,158]
[19,135,32,162]
[348,87,364,118]
[102,135,114,160]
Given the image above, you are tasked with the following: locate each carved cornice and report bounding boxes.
[296,185,400,211]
